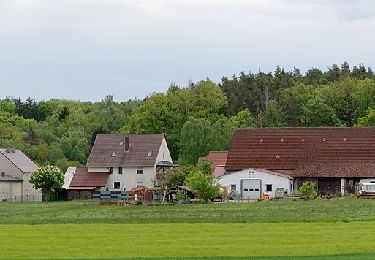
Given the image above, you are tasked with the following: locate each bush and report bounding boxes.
[185,170,220,203]
[299,181,317,199]
[176,190,186,202]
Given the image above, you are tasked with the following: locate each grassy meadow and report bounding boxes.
[1,198,375,259]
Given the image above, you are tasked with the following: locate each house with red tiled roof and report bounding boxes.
[207,151,228,177]
[0,148,41,201]
[64,134,174,199]
[224,127,375,198]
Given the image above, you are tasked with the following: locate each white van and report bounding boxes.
[357,181,375,197]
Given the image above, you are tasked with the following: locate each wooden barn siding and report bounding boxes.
[294,177,360,196]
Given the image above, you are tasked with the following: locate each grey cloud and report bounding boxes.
[0,0,374,101]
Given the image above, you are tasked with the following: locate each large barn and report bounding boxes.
[224,127,375,197]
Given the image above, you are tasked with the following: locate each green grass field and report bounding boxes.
[1,198,375,259]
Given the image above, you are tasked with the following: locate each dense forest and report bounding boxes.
[2,62,375,171]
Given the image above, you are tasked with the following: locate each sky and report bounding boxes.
[0,0,375,101]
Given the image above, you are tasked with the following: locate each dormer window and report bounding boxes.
[111,152,116,157]
[1,172,5,177]
[147,151,152,157]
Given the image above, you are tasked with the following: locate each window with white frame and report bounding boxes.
[137,167,144,174]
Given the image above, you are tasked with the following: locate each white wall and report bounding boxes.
[87,167,109,173]
[105,166,155,191]
[22,172,42,201]
[219,168,292,198]
[155,137,173,164]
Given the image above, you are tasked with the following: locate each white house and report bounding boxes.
[219,168,293,199]
[65,134,173,196]
[0,148,41,201]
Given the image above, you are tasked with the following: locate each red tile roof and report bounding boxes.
[207,151,228,177]
[86,134,164,167]
[69,167,108,188]
[207,151,228,169]
[293,163,375,178]
[226,128,375,177]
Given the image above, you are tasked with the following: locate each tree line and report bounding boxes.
[1,62,375,171]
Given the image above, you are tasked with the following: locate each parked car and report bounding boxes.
[356,182,375,197]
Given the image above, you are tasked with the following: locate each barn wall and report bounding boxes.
[0,182,22,201]
[22,172,42,201]
[294,177,360,196]
[220,169,292,198]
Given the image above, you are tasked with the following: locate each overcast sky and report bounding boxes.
[0,0,374,101]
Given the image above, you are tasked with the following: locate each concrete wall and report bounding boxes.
[219,168,292,198]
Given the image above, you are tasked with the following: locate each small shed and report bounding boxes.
[219,168,293,199]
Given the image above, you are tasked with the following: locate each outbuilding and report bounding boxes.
[219,168,293,199]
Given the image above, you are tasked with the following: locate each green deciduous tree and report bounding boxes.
[230,109,256,128]
[179,117,212,165]
[185,170,220,203]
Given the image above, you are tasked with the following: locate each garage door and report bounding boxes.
[0,183,10,200]
[241,179,261,200]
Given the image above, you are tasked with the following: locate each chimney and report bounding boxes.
[124,136,130,152]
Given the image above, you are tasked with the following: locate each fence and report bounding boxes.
[1,195,43,202]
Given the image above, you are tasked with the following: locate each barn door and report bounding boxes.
[241,179,261,200]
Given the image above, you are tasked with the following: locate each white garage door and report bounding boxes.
[241,179,261,200]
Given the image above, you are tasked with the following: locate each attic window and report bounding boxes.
[147,151,152,157]
[111,152,116,157]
